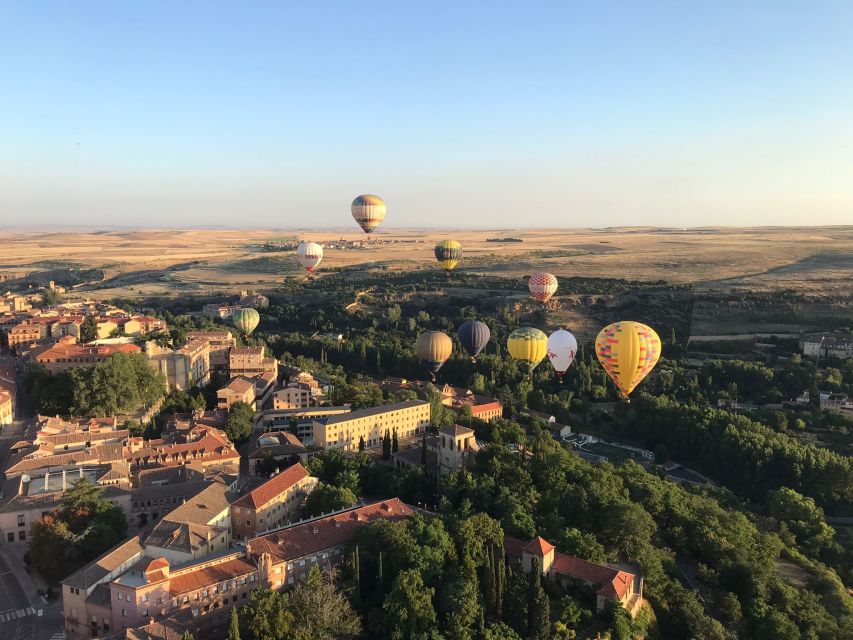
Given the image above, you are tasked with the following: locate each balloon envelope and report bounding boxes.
[296,242,323,272]
[415,331,453,380]
[595,321,661,398]
[458,320,490,361]
[507,327,548,374]
[232,307,260,336]
[434,240,462,272]
[351,194,386,233]
[547,329,578,380]
[528,272,558,303]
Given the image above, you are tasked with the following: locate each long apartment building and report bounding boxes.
[311,399,430,451]
[145,339,211,391]
[111,499,413,640]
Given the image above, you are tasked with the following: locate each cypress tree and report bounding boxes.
[382,429,392,459]
[420,431,428,466]
[495,544,506,620]
[358,436,365,452]
[226,607,240,640]
[392,428,399,453]
[526,557,550,640]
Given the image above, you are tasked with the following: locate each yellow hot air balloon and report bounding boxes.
[415,331,453,381]
[434,239,462,272]
[595,321,661,400]
[507,327,548,375]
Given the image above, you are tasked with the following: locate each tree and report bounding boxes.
[526,557,550,640]
[242,587,293,640]
[302,483,357,518]
[439,568,480,640]
[226,401,254,443]
[359,436,366,452]
[181,632,196,640]
[42,288,62,306]
[289,566,362,639]
[383,569,436,640]
[392,428,399,453]
[382,429,392,460]
[80,314,98,343]
[484,623,522,640]
[387,305,402,328]
[227,607,241,640]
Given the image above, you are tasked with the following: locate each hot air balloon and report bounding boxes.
[595,321,661,400]
[458,320,490,362]
[528,272,558,303]
[351,194,386,233]
[547,329,578,382]
[507,327,548,375]
[415,331,453,381]
[232,307,260,337]
[434,240,462,273]
[296,242,323,273]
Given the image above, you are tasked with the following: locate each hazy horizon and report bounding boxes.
[3,2,853,228]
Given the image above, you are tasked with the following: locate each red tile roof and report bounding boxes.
[231,463,310,511]
[169,556,257,596]
[248,498,413,563]
[524,536,555,556]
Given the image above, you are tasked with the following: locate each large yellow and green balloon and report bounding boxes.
[232,307,260,336]
[434,240,462,272]
[595,321,661,399]
[507,327,548,374]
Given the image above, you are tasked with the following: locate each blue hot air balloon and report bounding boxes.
[458,320,491,362]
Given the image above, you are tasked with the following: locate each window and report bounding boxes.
[121,609,126,617]
[18,531,25,541]
[6,533,13,542]
[17,515,24,527]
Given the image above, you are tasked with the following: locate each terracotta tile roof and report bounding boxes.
[503,536,527,559]
[524,536,555,556]
[248,432,307,459]
[6,451,96,475]
[248,498,413,563]
[230,346,264,356]
[34,341,140,360]
[168,556,257,596]
[231,463,309,511]
[144,557,169,572]
[471,402,503,414]
[222,376,255,395]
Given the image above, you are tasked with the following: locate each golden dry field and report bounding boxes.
[0,226,850,295]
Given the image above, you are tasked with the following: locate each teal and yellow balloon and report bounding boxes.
[232,307,260,336]
[434,240,462,272]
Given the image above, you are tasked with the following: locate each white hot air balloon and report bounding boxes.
[297,242,323,273]
[547,328,578,382]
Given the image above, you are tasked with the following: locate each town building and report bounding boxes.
[801,333,853,360]
[64,497,412,640]
[0,389,13,426]
[228,345,278,378]
[272,382,314,409]
[216,372,276,411]
[394,423,481,477]
[237,289,269,309]
[379,378,502,422]
[505,535,644,617]
[0,463,131,545]
[145,339,211,391]
[186,330,236,374]
[7,321,48,351]
[123,425,240,475]
[230,463,317,540]
[61,477,235,640]
[254,406,351,443]
[201,304,242,319]
[30,336,141,373]
[311,400,430,451]
[247,431,309,476]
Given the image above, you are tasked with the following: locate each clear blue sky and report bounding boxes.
[2,1,852,228]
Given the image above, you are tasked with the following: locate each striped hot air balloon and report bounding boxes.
[434,240,462,272]
[595,321,661,400]
[232,307,260,337]
[507,327,548,375]
[458,320,490,362]
[296,242,323,272]
[351,194,386,233]
[528,272,558,303]
[415,331,453,381]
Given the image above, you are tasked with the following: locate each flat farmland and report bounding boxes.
[0,227,850,337]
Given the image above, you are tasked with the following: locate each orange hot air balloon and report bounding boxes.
[595,321,661,400]
[351,194,386,233]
